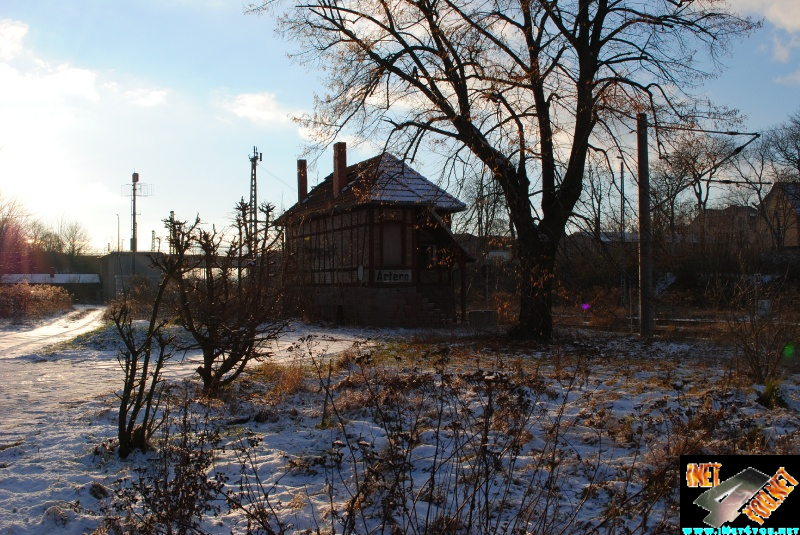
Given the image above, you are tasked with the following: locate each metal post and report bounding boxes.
[637,113,654,336]
[169,211,175,255]
[131,172,139,274]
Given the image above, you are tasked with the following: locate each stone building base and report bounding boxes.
[296,285,455,327]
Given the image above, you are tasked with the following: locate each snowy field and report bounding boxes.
[0,310,429,533]
[0,309,798,534]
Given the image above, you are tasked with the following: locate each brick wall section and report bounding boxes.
[304,285,454,327]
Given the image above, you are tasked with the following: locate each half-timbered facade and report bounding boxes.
[276,142,471,326]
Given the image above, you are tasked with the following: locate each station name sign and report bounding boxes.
[375,270,412,283]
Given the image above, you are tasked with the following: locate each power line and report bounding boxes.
[705,178,773,186]
[256,162,296,191]
[652,124,760,137]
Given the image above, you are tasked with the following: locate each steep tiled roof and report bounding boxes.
[276,153,465,223]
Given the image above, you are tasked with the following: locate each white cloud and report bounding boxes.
[771,32,800,62]
[0,19,27,62]
[223,92,295,125]
[770,32,800,64]
[0,61,99,115]
[123,88,168,107]
[772,34,791,62]
[0,18,175,250]
[729,0,800,32]
[775,69,800,86]
[728,1,800,67]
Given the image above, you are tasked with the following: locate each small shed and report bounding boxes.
[275,142,472,326]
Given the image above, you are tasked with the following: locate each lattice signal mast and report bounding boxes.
[249,147,262,253]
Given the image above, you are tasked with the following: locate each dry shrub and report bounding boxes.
[330,387,372,413]
[276,364,306,397]
[249,361,307,400]
[0,282,71,319]
[330,344,382,371]
[725,280,800,384]
[99,394,225,534]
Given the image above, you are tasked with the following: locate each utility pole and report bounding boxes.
[131,172,139,273]
[620,159,625,239]
[249,147,262,255]
[637,113,654,337]
[123,172,153,275]
[619,156,627,315]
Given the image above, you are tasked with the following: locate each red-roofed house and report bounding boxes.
[275,142,472,326]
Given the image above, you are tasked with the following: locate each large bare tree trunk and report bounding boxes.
[512,238,556,341]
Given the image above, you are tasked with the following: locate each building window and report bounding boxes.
[382,223,403,267]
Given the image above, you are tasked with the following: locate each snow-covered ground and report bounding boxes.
[0,310,798,534]
[0,310,364,533]
[0,307,110,445]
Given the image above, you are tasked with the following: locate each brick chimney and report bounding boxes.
[333,142,347,198]
[297,159,308,202]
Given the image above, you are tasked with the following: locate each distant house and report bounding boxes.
[759,182,800,251]
[275,142,472,326]
[687,205,759,249]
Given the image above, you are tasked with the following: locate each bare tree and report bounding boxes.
[165,202,287,396]
[110,218,198,458]
[651,161,691,243]
[769,109,800,180]
[111,271,178,459]
[58,219,91,258]
[659,133,737,217]
[0,193,30,274]
[455,165,511,247]
[728,134,781,249]
[254,0,757,340]
[728,114,800,253]
[576,152,616,240]
[26,220,52,252]
[37,229,64,254]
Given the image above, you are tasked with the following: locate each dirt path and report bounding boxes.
[0,307,110,446]
[0,306,107,359]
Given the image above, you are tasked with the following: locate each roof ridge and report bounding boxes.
[275,151,466,224]
[375,153,427,202]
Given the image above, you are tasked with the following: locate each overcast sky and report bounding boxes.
[1,0,799,252]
